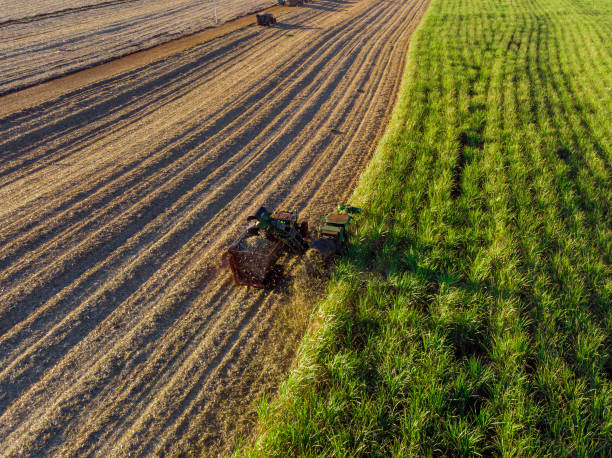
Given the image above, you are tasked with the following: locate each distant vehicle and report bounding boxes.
[256,13,277,26]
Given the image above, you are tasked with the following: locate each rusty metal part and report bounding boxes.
[227,231,282,288]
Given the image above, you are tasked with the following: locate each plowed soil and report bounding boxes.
[0,0,429,454]
[0,0,276,94]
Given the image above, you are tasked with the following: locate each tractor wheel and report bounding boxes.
[309,237,336,258]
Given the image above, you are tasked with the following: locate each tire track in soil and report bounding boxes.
[0,0,376,373]
[0,2,379,418]
[0,0,429,455]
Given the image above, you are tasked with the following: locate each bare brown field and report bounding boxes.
[0,0,429,454]
[0,0,276,95]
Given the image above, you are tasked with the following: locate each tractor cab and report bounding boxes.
[315,206,360,254]
[319,213,351,250]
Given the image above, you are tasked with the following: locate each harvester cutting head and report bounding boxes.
[227,205,359,288]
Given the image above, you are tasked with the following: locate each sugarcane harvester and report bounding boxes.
[227,205,359,288]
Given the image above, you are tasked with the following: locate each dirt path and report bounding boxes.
[0,0,429,454]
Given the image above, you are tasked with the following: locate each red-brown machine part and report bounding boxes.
[227,231,282,288]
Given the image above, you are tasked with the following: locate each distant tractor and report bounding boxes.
[256,13,277,26]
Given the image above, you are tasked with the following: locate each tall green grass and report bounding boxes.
[245,0,611,454]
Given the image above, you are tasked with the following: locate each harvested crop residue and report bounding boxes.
[0,0,429,454]
[239,235,275,252]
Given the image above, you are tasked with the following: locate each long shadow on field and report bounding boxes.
[15,276,253,453]
[140,289,271,455]
[0,2,217,94]
[0,0,141,27]
[0,0,394,419]
[0,32,261,179]
[273,23,321,30]
[0,0,341,174]
[342,231,510,365]
[78,281,239,448]
[301,0,354,13]
[0,4,347,256]
[0,0,377,278]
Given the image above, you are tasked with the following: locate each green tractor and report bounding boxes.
[309,205,361,257]
[227,204,360,287]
